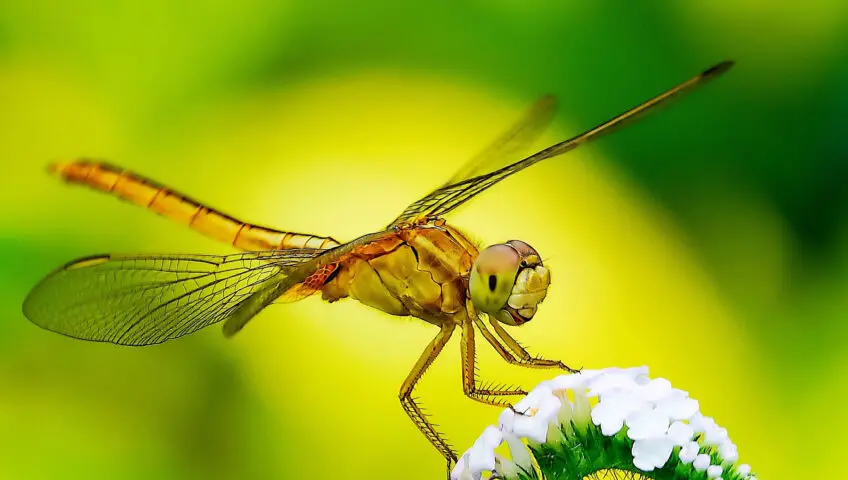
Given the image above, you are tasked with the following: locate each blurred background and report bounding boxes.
[0,2,845,479]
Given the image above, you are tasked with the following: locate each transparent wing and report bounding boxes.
[22,249,324,346]
[390,95,557,228]
[445,95,557,185]
[387,61,734,228]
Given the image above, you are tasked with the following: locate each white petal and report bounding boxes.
[666,420,695,446]
[600,418,624,436]
[588,373,638,397]
[704,426,729,446]
[590,400,612,425]
[503,433,533,472]
[610,391,647,414]
[573,369,604,381]
[512,416,547,443]
[678,441,700,464]
[689,413,716,434]
[459,470,475,480]
[538,394,563,422]
[467,427,502,474]
[591,406,624,436]
[498,408,515,433]
[625,409,670,440]
[693,453,711,471]
[513,394,561,442]
[593,366,648,379]
[549,374,586,391]
[591,392,644,436]
[638,378,672,402]
[511,383,560,433]
[655,395,699,421]
[718,440,738,463]
[479,426,503,448]
[707,465,723,478]
[632,437,673,471]
[467,442,496,474]
[456,366,755,480]
[450,452,470,480]
[494,454,519,478]
[669,387,690,398]
[632,456,656,472]
[624,366,650,378]
[514,385,554,412]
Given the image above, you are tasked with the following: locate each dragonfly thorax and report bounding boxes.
[320,223,478,326]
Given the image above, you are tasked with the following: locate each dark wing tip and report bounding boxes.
[21,292,37,323]
[702,60,735,78]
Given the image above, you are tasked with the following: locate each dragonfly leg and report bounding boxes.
[487,317,581,373]
[472,315,520,363]
[460,319,527,410]
[399,324,457,465]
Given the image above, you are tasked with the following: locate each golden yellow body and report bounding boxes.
[322,223,477,325]
[23,61,734,476]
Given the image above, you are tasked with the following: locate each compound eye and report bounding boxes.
[469,245,520,314]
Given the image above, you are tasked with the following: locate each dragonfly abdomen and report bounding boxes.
[50,160,340,251]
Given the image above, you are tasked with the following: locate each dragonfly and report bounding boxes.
[23,61,733,474]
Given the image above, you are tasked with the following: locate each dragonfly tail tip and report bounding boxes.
[47,161,69,177]
[704,60,735,77]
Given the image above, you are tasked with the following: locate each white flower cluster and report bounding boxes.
[451,367,755,480]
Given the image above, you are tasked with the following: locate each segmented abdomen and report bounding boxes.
[51,160,340,251]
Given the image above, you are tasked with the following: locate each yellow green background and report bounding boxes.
[1,3,845,479]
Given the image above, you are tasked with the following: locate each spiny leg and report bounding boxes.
[460,319,527,409]
[472,315,519,363]
[399,324,457,470]
[488,317,581,373]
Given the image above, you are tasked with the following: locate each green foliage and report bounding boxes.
[499,423,752,480]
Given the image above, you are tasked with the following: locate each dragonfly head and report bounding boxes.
[469,240,550,326]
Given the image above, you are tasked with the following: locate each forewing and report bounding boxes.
[23,249,324,346]
[390,95,557,228]
[387,61,734,227]
[445,95,557,185]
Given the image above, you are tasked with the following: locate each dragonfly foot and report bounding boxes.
[508,404,531,417]
[556,361,582,374]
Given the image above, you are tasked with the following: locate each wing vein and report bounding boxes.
[387,61,734,227]
[23,249,326,345]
